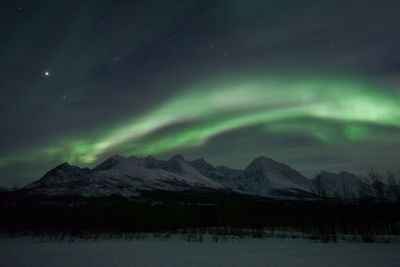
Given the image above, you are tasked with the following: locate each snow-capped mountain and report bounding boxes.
[22,154,390,201]
[190,158,245,190]
[312,171,367,199]
[28,162,91,187]
[311,170,400,201]
[241,156,312,196]
[24,154,316,198]
[26,154,226,198]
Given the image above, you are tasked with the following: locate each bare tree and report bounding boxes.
[314,174,326,198]
[341,183,349,200]
[357,175,372,201]
[387,172,400,203]
[368,169,385,201]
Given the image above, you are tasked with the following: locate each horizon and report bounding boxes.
[5,152,400,188]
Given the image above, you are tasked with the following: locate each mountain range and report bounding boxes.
[17,154,393,201]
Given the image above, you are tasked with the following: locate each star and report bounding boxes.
[44,71,50,77]
[112,56,120,63]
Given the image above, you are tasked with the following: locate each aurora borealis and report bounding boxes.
[1,1,400,186]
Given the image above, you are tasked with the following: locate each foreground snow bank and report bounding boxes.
[0,237,399,267]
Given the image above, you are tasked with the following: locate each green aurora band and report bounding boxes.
[2,74,400,167]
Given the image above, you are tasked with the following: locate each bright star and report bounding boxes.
[44,71,50,77]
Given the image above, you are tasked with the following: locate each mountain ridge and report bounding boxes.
[20,154,394,201]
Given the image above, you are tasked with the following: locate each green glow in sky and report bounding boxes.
[2,74,400,167]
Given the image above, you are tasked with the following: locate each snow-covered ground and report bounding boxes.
[0,237,399,267]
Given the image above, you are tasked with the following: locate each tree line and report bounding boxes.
[0,192,399,243]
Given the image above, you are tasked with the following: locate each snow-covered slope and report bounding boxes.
[25,155,228,197]
[312,170,400,201]
[160,155,225,189]
[26,162,91,188]
[240,157,312,196]
[190,156,313,197]
[312,171,366,199]
[190,158,245,190]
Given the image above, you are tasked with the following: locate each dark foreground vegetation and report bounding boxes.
[1,192,399,243]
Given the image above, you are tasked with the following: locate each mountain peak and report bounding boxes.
[109,154,125,160]
[26,161,90,189]
[244,156,311,194]
[314,170,365,199]
[191,157,213,167]
[168,154,185,162]
[247,156,282,170]
[92,154,126,171]
[57,162,70,168]
[143,155,157,163]
[319,170,331,175]
[256,156,277,162]
[319,170,357,178]
[142,155,159,168]
[190,158,216,176]
[46,162,74,174]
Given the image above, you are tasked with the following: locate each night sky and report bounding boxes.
[1,0,400,187]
